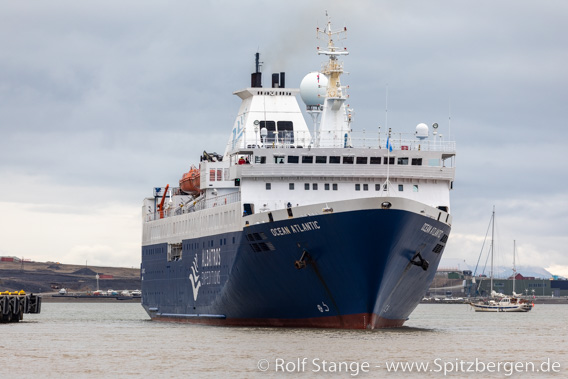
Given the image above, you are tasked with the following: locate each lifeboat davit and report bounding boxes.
[179,165,200,195]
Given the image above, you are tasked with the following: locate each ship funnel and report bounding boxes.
[251,72,262,88]
[251,52,262,88]
[280,72,285,88]
[272,73,279,88]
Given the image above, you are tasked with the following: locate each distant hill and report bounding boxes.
[73,267,98,276]
[0,260,140,293]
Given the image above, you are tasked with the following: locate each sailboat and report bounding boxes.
[469,208,533,312]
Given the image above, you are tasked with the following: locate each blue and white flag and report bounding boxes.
[386,137,393,152]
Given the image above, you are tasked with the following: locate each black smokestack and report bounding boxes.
[251,73,262,88]
[279,72,285,88]
[272,73,279,88]
[251,52,262,88]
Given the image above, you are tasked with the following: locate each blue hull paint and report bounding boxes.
[141,208,450,328]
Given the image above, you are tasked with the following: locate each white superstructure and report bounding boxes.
[142,16,456,247]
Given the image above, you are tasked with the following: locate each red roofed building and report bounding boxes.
[508,273,535,280]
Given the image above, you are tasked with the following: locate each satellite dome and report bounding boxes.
[299,72,328,106]
[415,123,428,139]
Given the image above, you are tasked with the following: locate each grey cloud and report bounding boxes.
[1,0,567,271]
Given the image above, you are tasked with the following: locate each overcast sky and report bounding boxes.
[1,1,567,276]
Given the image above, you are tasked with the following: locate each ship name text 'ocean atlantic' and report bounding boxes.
[140,14,456,329]
[271,221,321,237]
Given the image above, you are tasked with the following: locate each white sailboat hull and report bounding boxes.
[469,300,533,312]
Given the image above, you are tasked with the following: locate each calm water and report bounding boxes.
[2,303,566,378]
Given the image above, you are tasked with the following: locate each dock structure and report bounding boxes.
[0,291,41,322]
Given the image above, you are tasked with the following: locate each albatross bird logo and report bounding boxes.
[189,253,201,301]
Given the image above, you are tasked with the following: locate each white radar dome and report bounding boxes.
[299,72,328,106]
[415,123,429,140]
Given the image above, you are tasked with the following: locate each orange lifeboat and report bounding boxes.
[179,165,200,195]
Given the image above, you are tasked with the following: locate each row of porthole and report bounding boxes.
[257,155,424,165]
[265,183,419,192]
[355,183,419,192]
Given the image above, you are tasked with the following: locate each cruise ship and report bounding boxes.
[140,18,456,329]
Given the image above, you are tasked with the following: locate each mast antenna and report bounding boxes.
[385,84,389,131]
[513,240,517,295]
[448,97,451,141]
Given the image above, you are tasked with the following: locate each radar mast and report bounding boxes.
[313,14,351,148]
[317,14,348,100]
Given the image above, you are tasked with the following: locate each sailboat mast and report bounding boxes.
[490,206,495,295]
[513,240,516,295]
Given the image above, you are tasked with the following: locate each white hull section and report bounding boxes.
[142,196,451,247]
[469,299,533,312]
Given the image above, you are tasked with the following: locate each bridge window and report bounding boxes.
[316,156,327,164]
[325,183,330,190]
[343,156,354,164]
[332,183,338,190]
[304,183,310,190]
[329,156,340,164]
[412,158,422,166]
[289,183,295,190]
[260,121,276,142]
[277,121,293,131]
[355,184,361,191]
[363,184,368,191]
[312,183,318,190]
[287,155,299,163]
[356,157,368,164]
[302,156,314,163]
[399,184,404,191]
[398,157,409,165]
[384,157,394,165]
[277,121,294,143]
[370,157,381,164]
[256,121,295,145]
[266,183,271,190]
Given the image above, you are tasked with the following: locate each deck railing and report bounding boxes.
[145,191,241,222]
[229,130,455,153]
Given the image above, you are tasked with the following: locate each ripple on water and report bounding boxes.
[2,303,566,378]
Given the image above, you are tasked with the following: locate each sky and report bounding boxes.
[1,1,567,276]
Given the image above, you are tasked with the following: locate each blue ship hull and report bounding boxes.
[141,206,450,329]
